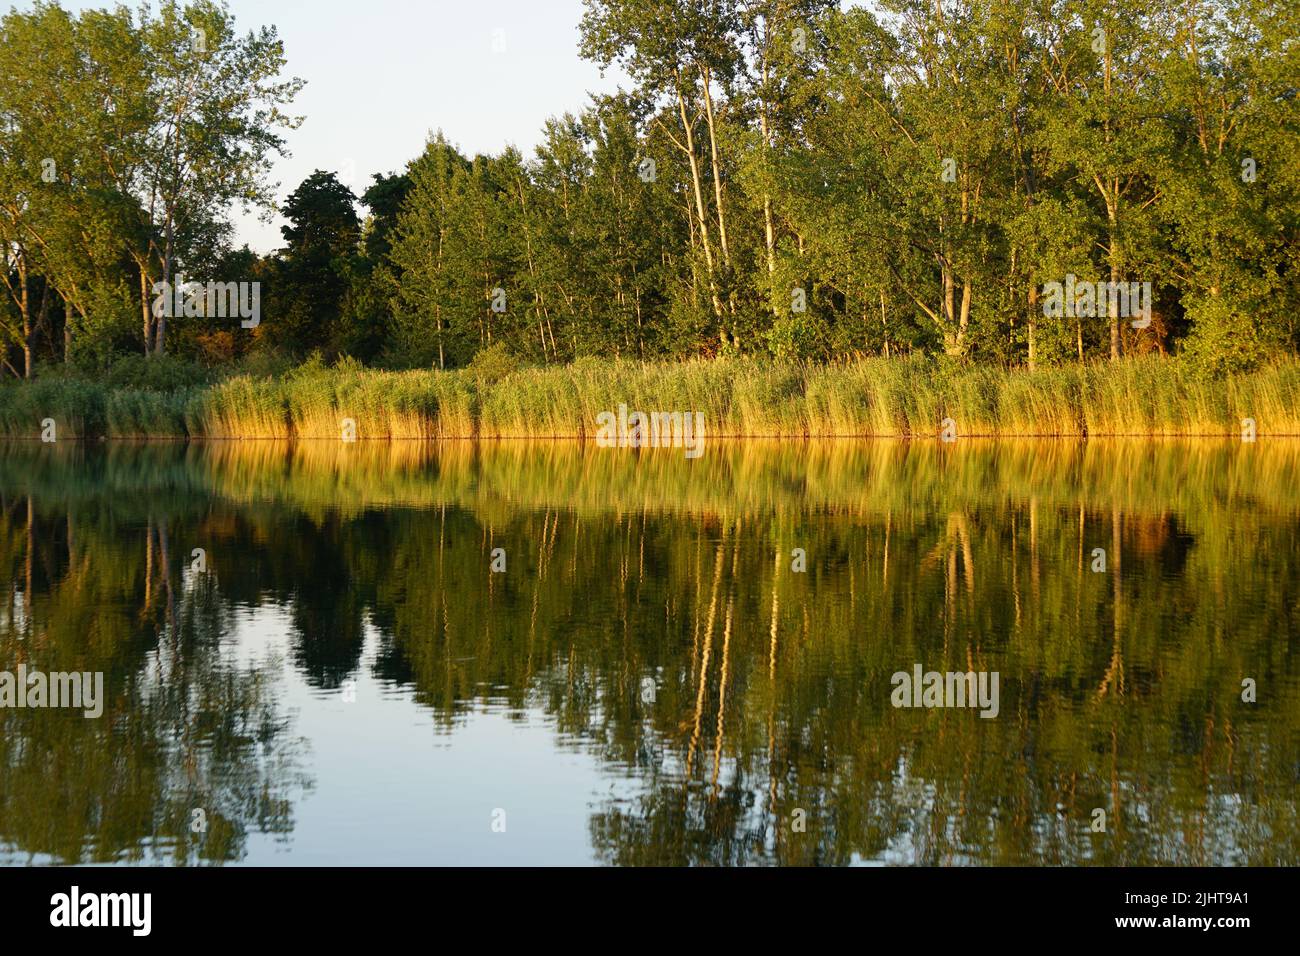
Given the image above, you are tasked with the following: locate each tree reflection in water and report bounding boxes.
[0,438,1295,865]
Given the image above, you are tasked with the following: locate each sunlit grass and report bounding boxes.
[0,355,1295,438]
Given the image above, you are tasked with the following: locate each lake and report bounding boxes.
[0,438,1297,865]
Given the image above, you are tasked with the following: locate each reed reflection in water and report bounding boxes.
[0,438,1296,865]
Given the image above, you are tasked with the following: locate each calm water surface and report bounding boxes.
[1,439,1297,865]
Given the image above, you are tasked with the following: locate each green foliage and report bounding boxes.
[102,354,214,391]
[3,1,1297,382]
[1179,295,1287,377]
[465,342,524,384]
[765,313,830,361]
[0,0,301,374]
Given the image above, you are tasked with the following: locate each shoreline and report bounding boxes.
[1,354,1296,441]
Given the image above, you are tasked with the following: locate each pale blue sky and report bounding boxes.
[227,0,633,252]
[34,0,631,251]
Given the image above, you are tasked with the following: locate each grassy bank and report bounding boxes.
[0,355,1296,440]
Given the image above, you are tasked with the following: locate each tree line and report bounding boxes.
[3,0,1298,382]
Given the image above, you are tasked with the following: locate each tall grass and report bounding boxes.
[0,355,1296,439]
[0,379,107,438]
[186,374,291,438]
[107,389,190,438]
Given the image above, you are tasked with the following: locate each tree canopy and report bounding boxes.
[3,0,1297,378]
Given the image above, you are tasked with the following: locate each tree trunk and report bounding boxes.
[958,280,971,352]
[1109,252,1121,361]
[139,265,154,356]
[155,223,174,355]
[675,77,722,323]
[700,67,730,269]
[880,289,890,358]
[758,47,778,320]
[1027,292,1038,371]
[20,261,32,379]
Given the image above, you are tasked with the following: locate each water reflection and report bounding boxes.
[0,439,1296,865]
[0,497,310,864]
